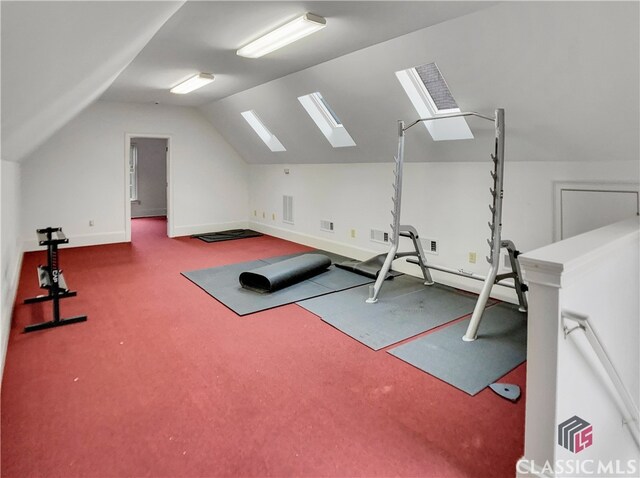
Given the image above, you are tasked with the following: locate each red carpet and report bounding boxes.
[1,217,525,477]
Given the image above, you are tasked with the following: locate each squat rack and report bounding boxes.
[367,109,528,342]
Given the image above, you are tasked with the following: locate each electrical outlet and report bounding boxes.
[350,229,356,238]
[284,168,290,175]
[89,220,94,227]
[468,252,476,264]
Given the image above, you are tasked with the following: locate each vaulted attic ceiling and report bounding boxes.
[1,1,184,162]
[100,1,495,106]
[200,1,639,165]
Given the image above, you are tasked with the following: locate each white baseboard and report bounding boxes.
[1,246,24,386]
[172,220,250,238]
[249,221,380,261]
[22,231,128,252]
[249,221,518,304]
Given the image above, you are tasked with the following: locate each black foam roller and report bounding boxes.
[239,254,332,293]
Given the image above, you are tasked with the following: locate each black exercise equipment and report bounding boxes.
[23,227,87,333]
[192,229,263,243]
[239,253,331,293]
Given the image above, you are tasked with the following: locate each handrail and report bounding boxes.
[561,309,640,450]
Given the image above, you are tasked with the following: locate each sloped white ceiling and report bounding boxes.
[1,1,184,162]
[200,2,639,165]
[100,1,494,107]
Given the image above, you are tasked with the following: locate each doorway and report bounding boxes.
[125,134,172,241]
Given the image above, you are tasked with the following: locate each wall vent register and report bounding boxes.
[283,195,294,224]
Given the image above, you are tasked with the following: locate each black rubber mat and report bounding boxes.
[181,251,395,316]
[192,229,263,243]
[388,303,527,395]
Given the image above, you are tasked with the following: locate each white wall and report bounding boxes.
[131,137,168,219]
[247,160,639,302]
[1,160,22,378]
[21,101,249,250]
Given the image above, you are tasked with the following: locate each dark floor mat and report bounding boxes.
[299,279,479,350]
[181,251,392,316]
[388,303,527,395]
[192,229,263,243]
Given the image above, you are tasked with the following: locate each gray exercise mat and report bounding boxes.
[181,250,381,316]
[300,280,479,350]
[298,274,427,317]
[388,303,527,395]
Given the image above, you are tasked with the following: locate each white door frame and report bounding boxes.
[124,133,173,240]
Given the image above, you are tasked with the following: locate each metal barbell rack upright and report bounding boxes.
[365,120,434,304]
[366,109,528,342]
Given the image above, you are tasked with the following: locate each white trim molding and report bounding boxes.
[22,231,127,252]
[124,133,172,240]
[553,180,639,242]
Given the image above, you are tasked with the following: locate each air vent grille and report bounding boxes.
[421,237,439,255]
[370,229,389,244]
[283,195,293,224]
[320,220,334,232]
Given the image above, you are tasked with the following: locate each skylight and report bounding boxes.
[314,92,342,127]
[396,62,473,141]
[415,63,458,111]
[298,92,355,147]
[241,110,286,152]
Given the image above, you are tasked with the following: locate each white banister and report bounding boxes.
[517,217,639,477]
[561,309,640,450]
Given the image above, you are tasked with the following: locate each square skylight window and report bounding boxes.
[298,92,355,148]
[396,62,473,141]
[241,110,286,152]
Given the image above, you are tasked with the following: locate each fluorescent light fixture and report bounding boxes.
[237,13,326,58]
[170,73,215,94]
[241,110,286,152]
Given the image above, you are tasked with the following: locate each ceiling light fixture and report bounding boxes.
[237,13,326,58]
[170,73,215,94]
